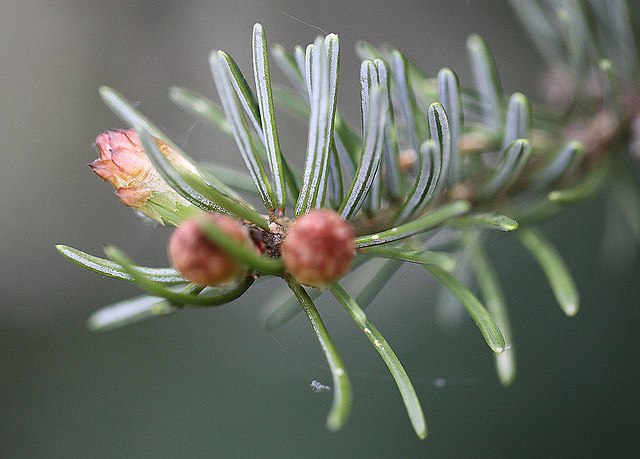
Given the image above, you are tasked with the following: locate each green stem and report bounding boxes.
[330,282,427,439]
[56,244,187,284]
[462,231,516,386]
[283,274,352,431]
[518,227,579,317]
[446,213,519,232]
[355,200,471,248]
[104,246,254,307]
[425,264,505,353]
[359,246,457,272]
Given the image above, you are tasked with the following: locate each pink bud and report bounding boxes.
[90,129,154,208]
[282,209,355,288]
[89,129,196,223]
[167,213,253,286]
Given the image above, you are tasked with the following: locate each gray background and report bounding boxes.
[1,0,639,456]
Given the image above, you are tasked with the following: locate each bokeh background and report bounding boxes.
[1,0,639,456]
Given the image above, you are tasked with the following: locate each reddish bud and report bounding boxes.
[90,129,194,222]
[90,129,154,207]
[167,213,252,286]
[282,209,355,287]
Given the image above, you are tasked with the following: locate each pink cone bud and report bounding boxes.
[90,129,194,222]
[167,213,252,286]
[90,129,154,207]
[282,209,355,288]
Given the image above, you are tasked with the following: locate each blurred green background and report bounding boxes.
[1,0,639,456]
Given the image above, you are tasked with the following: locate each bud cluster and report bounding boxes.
[167,209,355,289]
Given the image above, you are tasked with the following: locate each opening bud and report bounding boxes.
[167,213,254,286]
[90,129,194,223]
[282,209,355,288]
